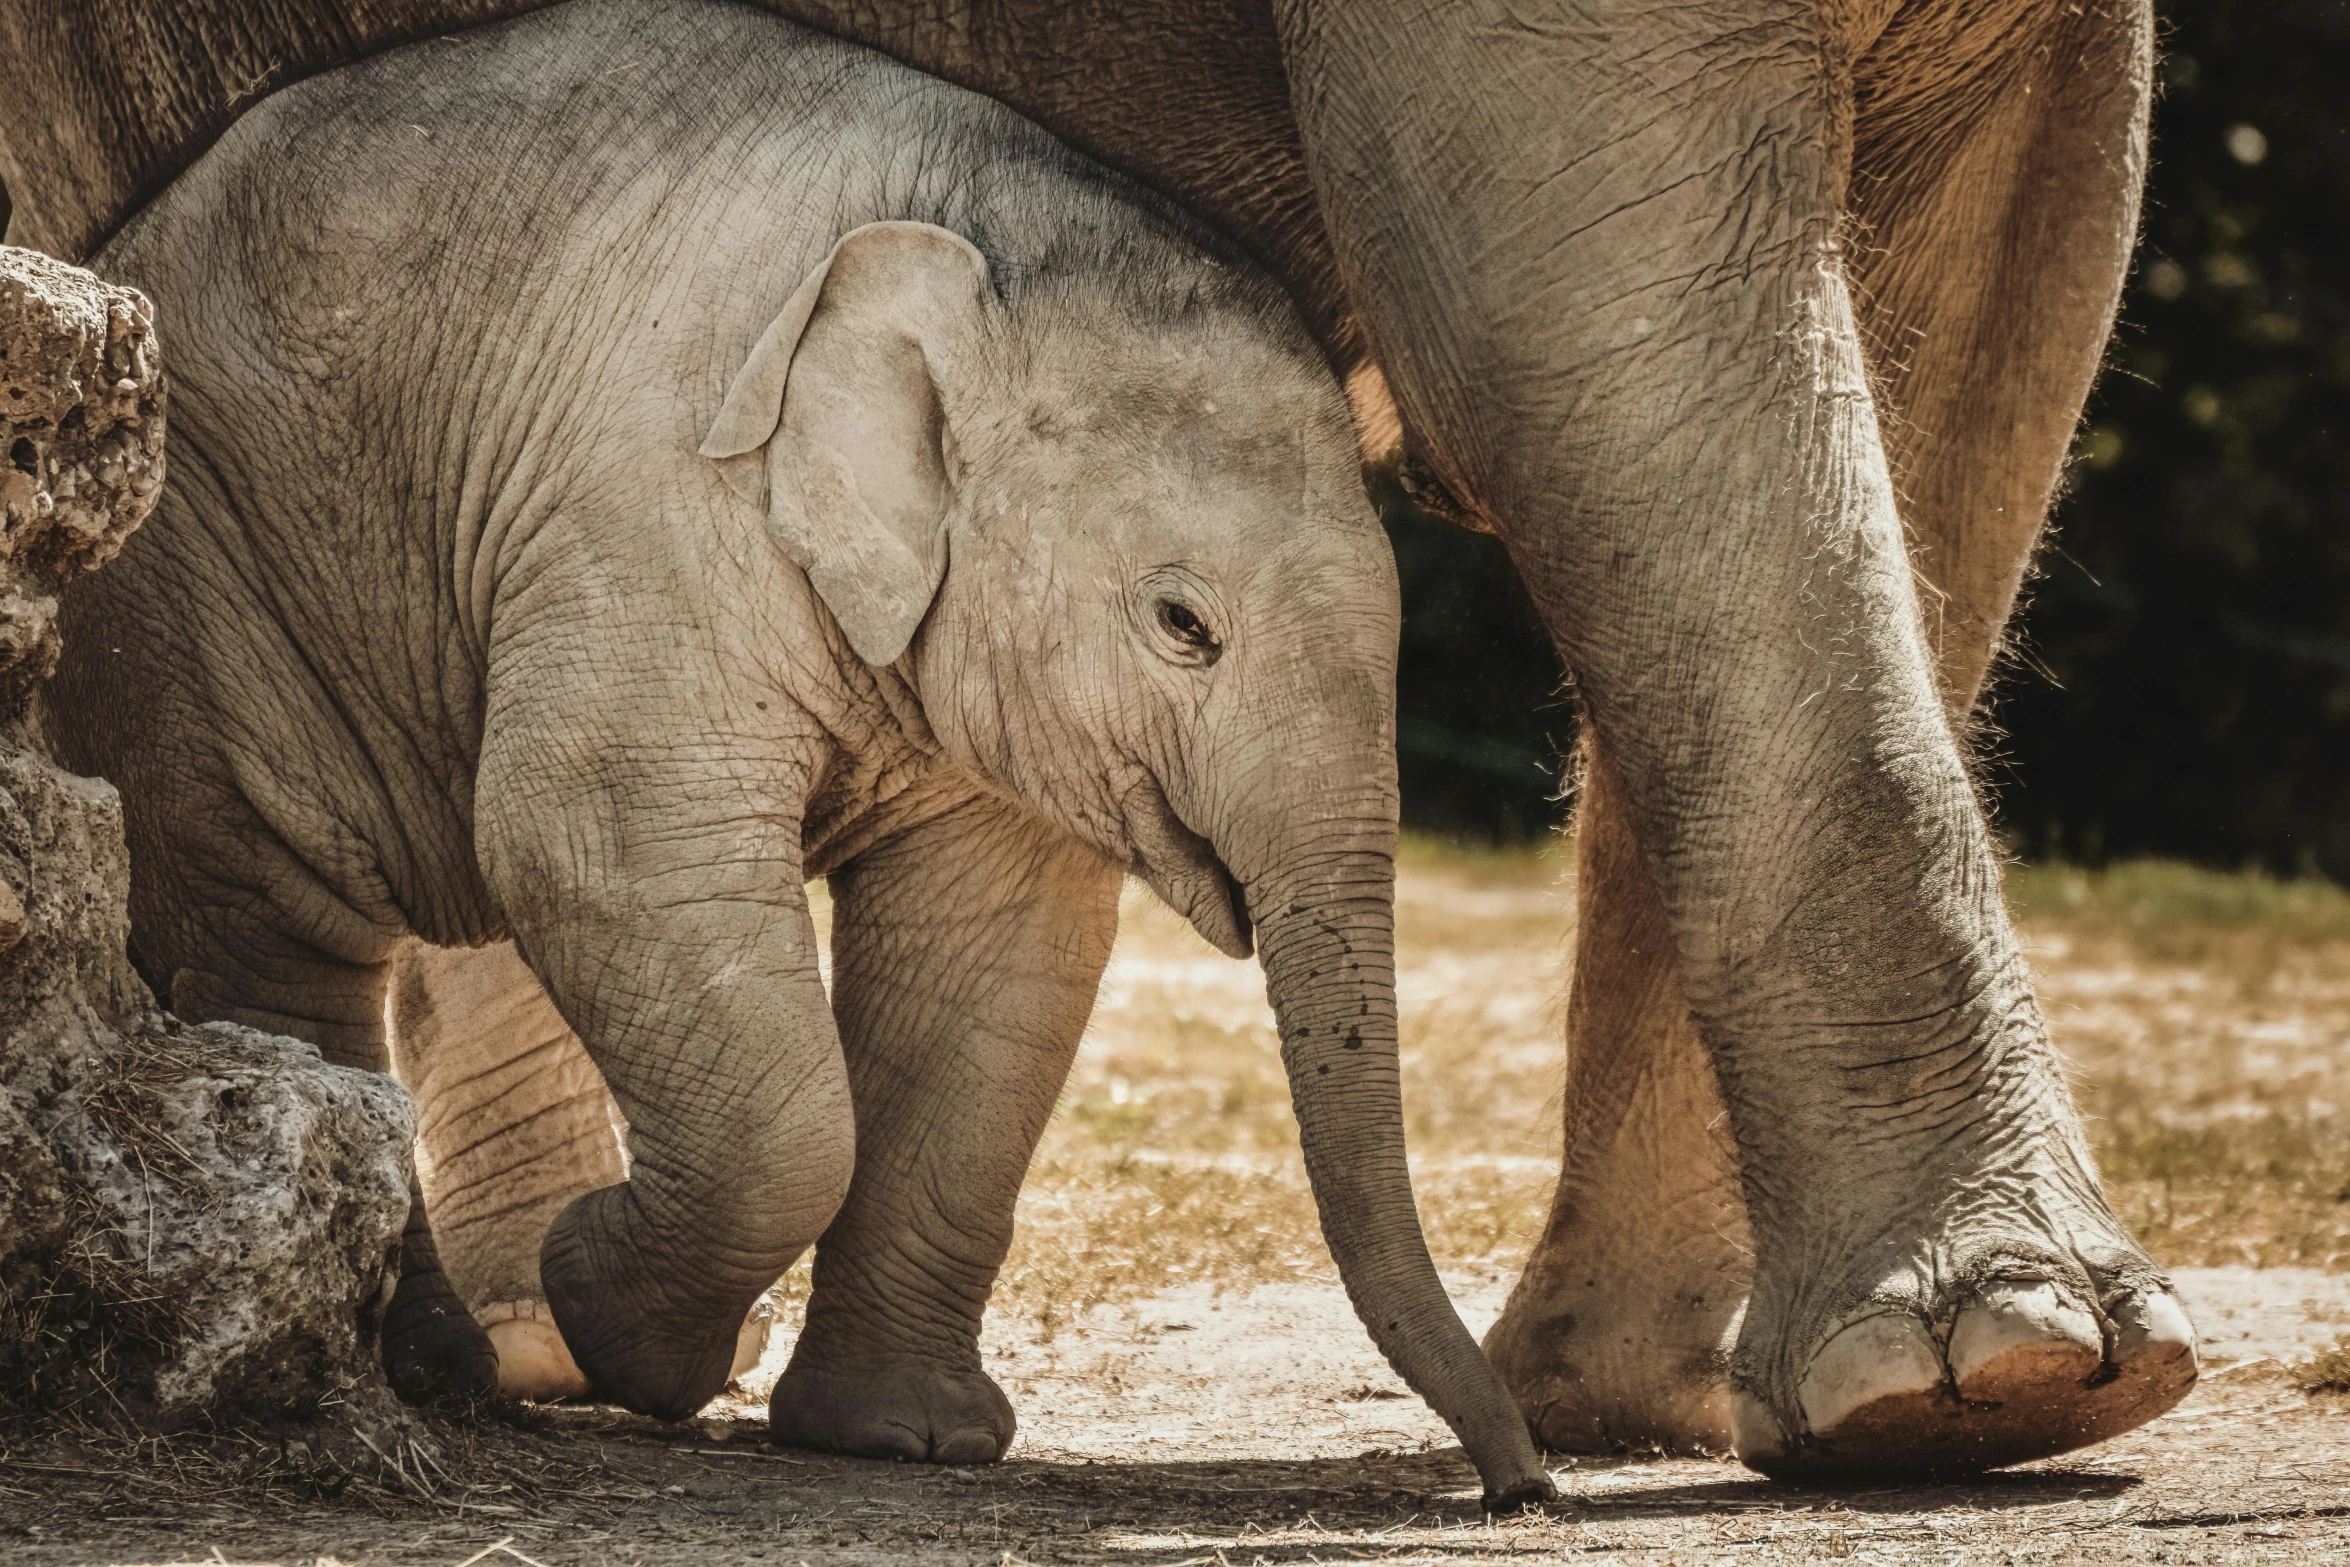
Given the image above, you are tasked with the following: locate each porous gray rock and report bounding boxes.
[0,750,416,1429]
[0,245,163,707]
[0,245,418,1445]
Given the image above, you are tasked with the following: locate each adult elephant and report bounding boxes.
[2,0,2192,1475]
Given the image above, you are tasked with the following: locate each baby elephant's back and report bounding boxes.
[103,0,1046,343]
[45,2,947,960]
[47,0,1295,967]
[38,0,1200,965]
[76,0,1111,598]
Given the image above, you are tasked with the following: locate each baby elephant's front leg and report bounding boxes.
[521,883,852,1419]
[480,680,854,1422]
[773,797,1120,1462]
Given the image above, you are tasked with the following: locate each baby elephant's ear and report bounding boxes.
[701,221,991,666]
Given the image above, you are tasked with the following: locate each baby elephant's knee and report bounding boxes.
[613,1052,858,1278]
[705,1099,859,1271]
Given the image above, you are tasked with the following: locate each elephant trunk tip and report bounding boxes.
[1484,1472,1559,1516]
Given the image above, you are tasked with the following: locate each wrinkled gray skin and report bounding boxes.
[42,3,1551,1499]
[7,0,2197,1482]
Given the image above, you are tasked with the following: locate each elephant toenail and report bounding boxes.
[1729,1388,1788,1462]
[932,1429,1004,1465]
[1795,1311,1944,1436]
[1947,1281,2101,1402]
[2112,1290,2198,1373]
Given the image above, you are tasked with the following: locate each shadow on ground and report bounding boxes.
[4,1378,2343,1566]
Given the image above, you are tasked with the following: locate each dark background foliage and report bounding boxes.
[1391,0,2350,874]
[1376,469,1571,845]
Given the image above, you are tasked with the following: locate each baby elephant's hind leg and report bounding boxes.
[390,941,770,1399]
[773,797,1121,1463]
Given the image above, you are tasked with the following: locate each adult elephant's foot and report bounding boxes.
[1482,1100,1748,1453]
[1730,1216,2198,1479]
[382,1200,500,1404]
[1483,910,1749,1457]
[769,1352,1015,1463]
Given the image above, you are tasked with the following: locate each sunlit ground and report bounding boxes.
[803,843,2350,1339]
[2010,861,2350,1272]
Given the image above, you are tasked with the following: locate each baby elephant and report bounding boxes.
[47,0,1549,1503]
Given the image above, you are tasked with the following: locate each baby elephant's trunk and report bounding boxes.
[1245,825,1554,1511]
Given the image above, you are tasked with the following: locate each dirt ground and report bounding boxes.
[4,845,2347,1564]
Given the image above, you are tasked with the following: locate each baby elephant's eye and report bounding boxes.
[1155,597,1223,663]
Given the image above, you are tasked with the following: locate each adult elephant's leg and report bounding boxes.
[1849,0,2148,713]
[1278,0,2189,1474]
[1484,0,2184,1460]
[1483,751,1746,1453]
[166,907,500,1403]
[1824,0,2195,1447]
[772,791,1120,1463]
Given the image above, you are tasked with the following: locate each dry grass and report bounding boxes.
[0,1398,686,1553]
[2297,1340,2350,1393]
[2016,861,2350,1271]
[962,844,2350,1346]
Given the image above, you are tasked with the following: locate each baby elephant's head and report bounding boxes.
[702,219,1399,959]
[700,221,1549,1481]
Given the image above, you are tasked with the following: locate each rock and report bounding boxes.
[3,1003,415,1432]
[0,245,163,708]
[0,246,418,1450]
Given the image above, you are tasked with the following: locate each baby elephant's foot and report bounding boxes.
[1733,1260,2197,1478]
[770,1355,1016,1464]
[382,1264,500,1404]
[479,1298,774,1403]
[541,1195,751,1420]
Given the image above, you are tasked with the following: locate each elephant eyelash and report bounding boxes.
[1155,598,1223,664]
